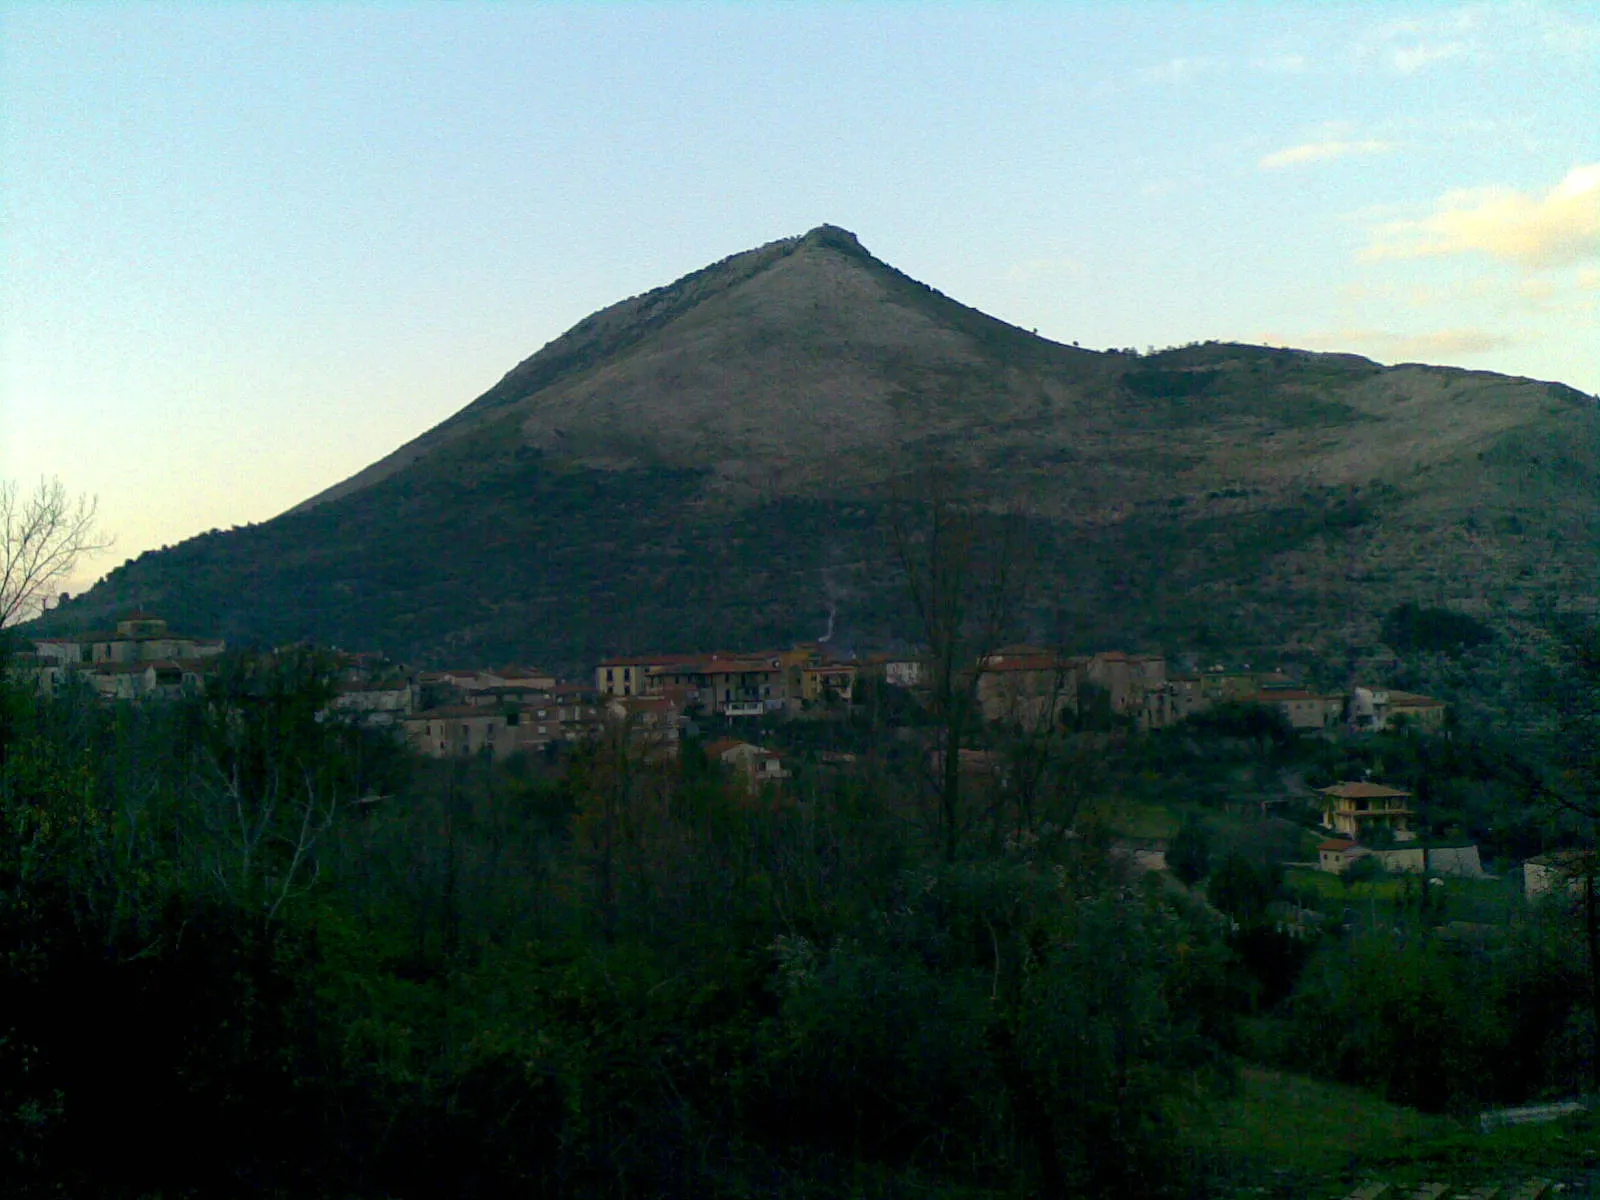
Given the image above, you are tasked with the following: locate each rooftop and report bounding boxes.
[1319,781,1412,800]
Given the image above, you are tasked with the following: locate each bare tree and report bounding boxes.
[1,476,109,627]
[885,460,1033,860]
[193,648,346,929]
[1539,624,1600,1090]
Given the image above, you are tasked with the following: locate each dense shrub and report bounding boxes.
[1382,602,1494,655]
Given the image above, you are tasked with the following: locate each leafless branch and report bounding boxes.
[1,476,112,627]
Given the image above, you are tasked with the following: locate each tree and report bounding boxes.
[1533,622,1600,1090]
[192,648,350,927]
[1210,852,1279,923]
[1167,812,1211,887]
[1382,601,1493,656]
[885,461,1032,860]
[1341,853,1385,890]
[1,477,108,628]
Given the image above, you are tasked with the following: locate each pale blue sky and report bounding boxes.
[3,2,1597,591]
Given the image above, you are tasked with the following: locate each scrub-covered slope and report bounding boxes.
[44,226,1600,669]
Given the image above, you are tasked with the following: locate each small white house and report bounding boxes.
[1524,850,1596,900]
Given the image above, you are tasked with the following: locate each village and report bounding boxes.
[18,608,1561,889]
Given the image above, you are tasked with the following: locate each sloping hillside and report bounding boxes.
[37,226,1600,670]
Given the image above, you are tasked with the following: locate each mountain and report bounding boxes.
[36,225,1600,672]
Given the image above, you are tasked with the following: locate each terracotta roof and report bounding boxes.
[599,653,705,668]
[409,705,507,720]
[1319,838,1358,852]
[1387,691,1445,707]
[704,738,752,759]
[984,654,1071,672]
[1319,781,1412,799]
[682,656,783,673]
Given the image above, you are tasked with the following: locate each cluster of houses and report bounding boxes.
[597,644,1449,737]
[19,612,226,700]
[971,646,1446,736]
[8,613,1450,754]
[9,610,1594,899]
[1315,781,1486,879]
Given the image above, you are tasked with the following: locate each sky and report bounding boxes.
[3,1,1597,594]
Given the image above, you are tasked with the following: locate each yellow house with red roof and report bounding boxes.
[1319,781,1415,841]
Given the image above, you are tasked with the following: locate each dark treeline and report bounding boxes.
[2,645,1597,1198]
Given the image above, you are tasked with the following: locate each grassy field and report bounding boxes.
[1098,796,1181,839]
[1181,1065,1600,1196]
[1285,866,1411,904]
[1284,867,1524,924]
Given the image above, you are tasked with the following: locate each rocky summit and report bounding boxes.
[40,226,1600,669]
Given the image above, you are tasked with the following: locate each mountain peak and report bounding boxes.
[50,227,1600,671]
[797,223,867,255]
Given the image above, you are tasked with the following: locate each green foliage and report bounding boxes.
[0,669,1249,1197]
[6,654,1596,1195]
[1208,853,1279,924]
[1168,811,1211,886]
[1345,854,1386,888]
[1284,934,1498,1112]
[1184,700,1297,750]
[1382,602,1494,655]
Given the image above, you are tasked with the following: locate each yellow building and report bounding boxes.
[1319,781,1414,841]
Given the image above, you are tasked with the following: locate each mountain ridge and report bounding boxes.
[34,226,1600,672]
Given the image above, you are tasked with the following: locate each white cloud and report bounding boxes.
[1526,3,1600,56]
[1356,8,1482,74]
[1252,52,1309,74]
[1365,164,1600,269]
[1386,40,1469,73]
[1270,327,1514,359]
[1387,328,1515,357]
[1353,3,1598,74]
[1138,56,1217,84]
[1260,139,1395,169]
[1003,255,1087,285]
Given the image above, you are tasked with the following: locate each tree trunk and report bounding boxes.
[989,1022,1066,1200]
[1587,858,1599,1092]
